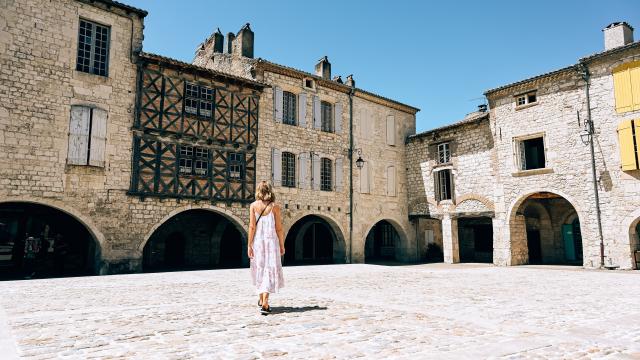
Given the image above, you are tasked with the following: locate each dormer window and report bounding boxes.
[437,142,451,164]
[516,91,537,107]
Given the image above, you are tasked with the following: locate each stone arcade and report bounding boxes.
[0,0,639,276]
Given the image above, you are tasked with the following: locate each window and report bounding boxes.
[434,169,453,202]
[283,91,297,125]
[76,19,110,76]
[613,61,640,113]
[321,101,333,132]
[437,142,451,164]
[67,105,107,167]
[320,157,332,191]
[516,137,546,170]
[304,78,315,90]
[515,91,537,107]
[228,152,245,179]
[282,152,296,187]
[386,115,396,145]
[386,166,396,197]
[179,146,208,176]
[184,82,213,119]
[617,119,640,171]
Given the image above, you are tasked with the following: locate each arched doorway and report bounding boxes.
[284,215,345,265]
[143,209,245,272]
[0,202,98,279]
[510,192,583,265]
[365,220,402,263]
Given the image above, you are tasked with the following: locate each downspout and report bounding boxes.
[348,87,355,264]
[577,63,605,268]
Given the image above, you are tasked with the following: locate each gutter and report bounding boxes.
[348,86,355,263]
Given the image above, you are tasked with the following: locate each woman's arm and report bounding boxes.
[248,203,256,250]
[273,204,285,251]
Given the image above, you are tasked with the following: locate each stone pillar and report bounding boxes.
[510,214,529,265]
[442,215,459,264]
[492,216,509,266]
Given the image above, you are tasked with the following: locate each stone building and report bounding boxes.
[0,0,419,277]
[407,22,640,269]
[193,25,420,265]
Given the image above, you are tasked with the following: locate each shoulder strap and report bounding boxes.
[255,202,272,225]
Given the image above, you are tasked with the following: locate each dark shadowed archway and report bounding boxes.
[143,209,246,272]
[364,220,404,263]
[0,202,98,279]
[284,215,346,265]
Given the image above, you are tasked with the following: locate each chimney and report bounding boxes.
[332,75,343,84]
[226,32,235,54]
[346,74,355,87]
[603,22,634,50]
[213,28,224,53]
[315,56,331,79]
[236,23,254,58]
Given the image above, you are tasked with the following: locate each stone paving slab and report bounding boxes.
[0,264,639,359]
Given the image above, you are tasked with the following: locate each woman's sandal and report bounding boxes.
[260,305,271,315]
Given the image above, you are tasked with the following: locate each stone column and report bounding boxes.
[510,214,529,265]
[442,215,459,264]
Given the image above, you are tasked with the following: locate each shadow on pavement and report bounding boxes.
[269,306,327,314]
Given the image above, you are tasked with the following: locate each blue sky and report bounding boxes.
[126,0,640,132]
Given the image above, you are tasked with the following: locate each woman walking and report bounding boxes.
[248,181,285,315]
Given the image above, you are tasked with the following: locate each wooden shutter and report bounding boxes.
[358,108,366,138]
[518,140,526,170]
[89,108,107,167]
[386,115,395,145]
[313,96,321,130]
[614,66,633,113]
[335,157,343,192]
[298,153,308,189]
[617,120,638,171]
[386,166,396,196]
[334,102,343,134]
[67,105,90,165]
[360,161,370,193]
[312,153,321,190]
[433,171,440,202]
[631,65,640,111]
[272,148,282,185]
[298,92,307,127]
[274,86,283,122]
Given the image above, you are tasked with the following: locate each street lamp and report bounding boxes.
[352,148,365,169]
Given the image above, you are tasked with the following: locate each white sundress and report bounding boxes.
[250,208,284,294]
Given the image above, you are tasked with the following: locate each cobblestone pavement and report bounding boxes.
[0,264,639,359]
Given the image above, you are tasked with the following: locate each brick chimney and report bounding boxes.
[212,28,224,53]
[236,23,254,58]
[603,22,634,51]
[315,56,331,80]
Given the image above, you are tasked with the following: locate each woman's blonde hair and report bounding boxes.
[255,180,275,202]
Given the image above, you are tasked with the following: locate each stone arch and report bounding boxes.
[622,208,640,269]
[454,194,495,212]
[283,212,347,264]
[506,189,584,266]
[139,204,247,254]
[0,197,105,275]
[0,196,106,254]
[362,217,410,262]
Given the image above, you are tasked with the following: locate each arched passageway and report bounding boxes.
[284,215,345,265]
[511,192,583,265]
[365,220,402,263]
[458,217,493,263]
[630,219,640,270]
[143,209,245,272]
[0,202,98,279]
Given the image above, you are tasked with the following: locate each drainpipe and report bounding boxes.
[577,63,605,268]
[348,87,355,264]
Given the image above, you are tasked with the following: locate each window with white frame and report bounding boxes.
[282,152,296,187]
[76,19,110,76]
[516,136,546,171]
[437,142,451,164]
[515,91,537,107]
[179,146,209,176]
[434,169,453,202]
[184,82,213,118]
[282,91,297,125]
[228,152,244,179]
[67,105,107,167]
[320,157,332,191]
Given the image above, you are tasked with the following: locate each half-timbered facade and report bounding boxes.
[130,53,263,203]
